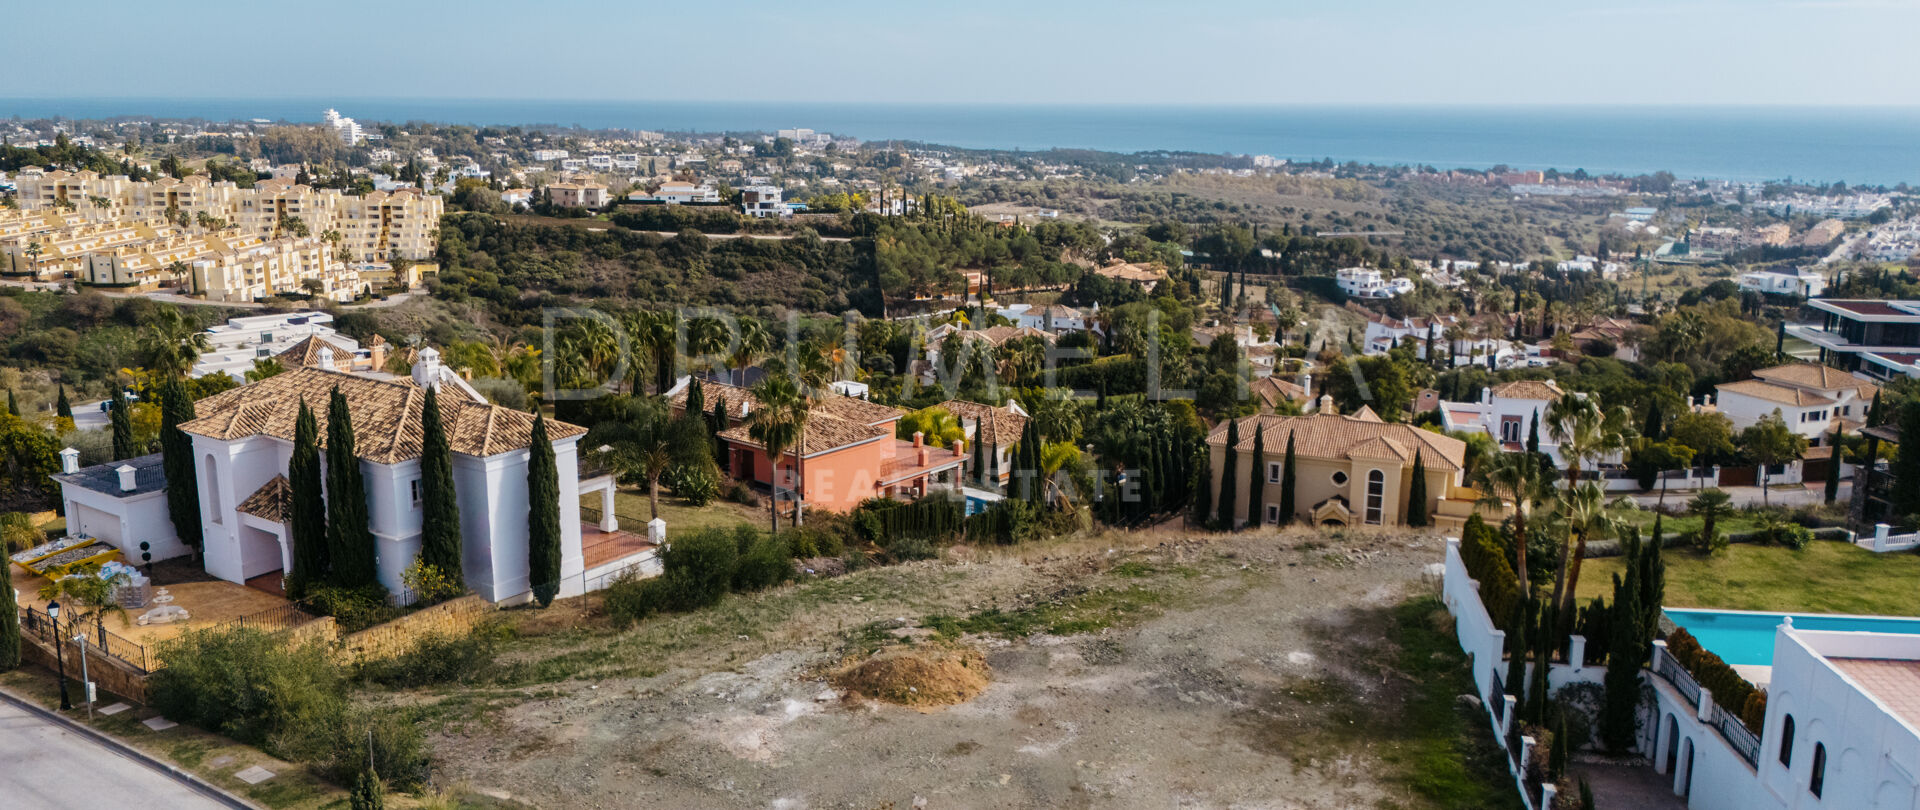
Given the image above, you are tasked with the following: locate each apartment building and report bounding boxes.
[0,220,174,279]
[546,182,609,209]
[12,170,442,262]
[1788,299,1920,380]
[190,237,361,304]
[82,232,265,288]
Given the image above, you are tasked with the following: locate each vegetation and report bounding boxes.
[1577,540,1920,616]
[416,387,463,593]
[527,412,561,607]
[288,400,328,598]
[325,388,379,590]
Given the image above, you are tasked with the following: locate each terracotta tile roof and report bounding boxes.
[1716,379,1836,407]
[236,475,291,522]
[938,399,1029,448]
[963,325,1055,346]
[1751,363,1879,397]
[1206,412,1467,472]
[181,367,583,463]
[717,412,888,456]
[274,335,355,371]
[1094,261,1165,283]
[1491,380,1565,402]
[1249,376,1308,411]
[684,379,905,457]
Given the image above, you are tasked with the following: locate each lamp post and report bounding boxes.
[73,632,93,721]
[48,600,70,711]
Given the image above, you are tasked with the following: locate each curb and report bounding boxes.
[0,686,262,810]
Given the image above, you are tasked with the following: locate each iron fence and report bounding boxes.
[1652,644,1701,706]
[1489,671,1506,724]
[1712,708,1762,768]
[18,607,152,673]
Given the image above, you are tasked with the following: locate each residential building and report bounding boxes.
[321,108,364,145]
[999,303,1089,333]
[1336,266,1414,298]
[188,236,362,304]
[177,354,637,602]
[630,180,720,205]
[1206,399,1478,530]
[531,149,569,162]
[51,452,188,564]
[1556,254,1623,279]
[1092,260,1166,291]
[1714,363,1878,444]
[669,380,968,514]
[1437,380,1568,459]
[546,182,609,209]
[1739,268,1828,298]
[937,399,1029,487]
[920,325,1056,384]
[740,185,788,218]
[1788,300,1920,380]
[192,311,351,380]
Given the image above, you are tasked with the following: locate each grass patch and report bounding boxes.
[591,487,758,537]
[1374,597,1525,809]
[924,582,1172,640]
[1576,539,1920,615]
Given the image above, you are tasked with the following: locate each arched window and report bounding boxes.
[1810,742,1827,797]
[1778,715,1795,767]
[203,455,222,524]
[1364,469,1385,524]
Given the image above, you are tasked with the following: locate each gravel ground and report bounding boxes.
[427,527,1457,809]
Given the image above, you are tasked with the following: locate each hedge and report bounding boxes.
[1666,628,1764,734]
[1459,515,1522,635]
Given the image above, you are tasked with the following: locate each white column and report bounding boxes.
[1875,523,1891,553]
[1567,635,1587,673]
[600,486,618,533]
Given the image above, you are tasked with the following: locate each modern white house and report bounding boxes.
[191,311,358,380]
[630,181,721,205]
[739,184,789,218]
[1714,363,1877,445]
[1336,266,1414,298]
[1739,268,1827,298]
[51,452,190,564]
[171,349,647,603]
[999,303,1089,333]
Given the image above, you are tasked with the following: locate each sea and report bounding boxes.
[3,98,1918,186]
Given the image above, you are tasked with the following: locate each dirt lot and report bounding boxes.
[422,526,1512,810]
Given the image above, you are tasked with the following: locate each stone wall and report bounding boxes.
[20,633,149,704]
[335,595,491,664]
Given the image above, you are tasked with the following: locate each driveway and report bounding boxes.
[0,699,231,809]
[1625,482,1847,510]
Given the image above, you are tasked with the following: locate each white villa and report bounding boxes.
[1714,363,1878,445]
[1436,381,1569,460]
[191,311,353,380]
[1337,266,1414,299]
[55,348,654,605]
[1739,268,1827,298]
[998,303,1090,333]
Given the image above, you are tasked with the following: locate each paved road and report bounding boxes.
[0,700,230,809]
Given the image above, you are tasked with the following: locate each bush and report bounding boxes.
[731,533,792,592]
[1666,628,1762,733]
[779,522,848,559]
[665,463,719,506]
[305,584,402,632]
[727,481,760,507]
[400,560,466,606]
[150,628,345,754]
[884,535,937,562]
[312,707,430,790]
[355,628,496,688]
[602,570,667,627]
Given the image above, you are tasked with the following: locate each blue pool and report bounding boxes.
[1666,609,1920,667]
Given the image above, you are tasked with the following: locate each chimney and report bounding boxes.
[116,464,137,493]
[316,345,335,371]
[953,438,966,457]
[411,346,442,390]
[912,431,924,448]
[1318,394,1336,415]
[60,447,79,474]
[1481,386,1493,405]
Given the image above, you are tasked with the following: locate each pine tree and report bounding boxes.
[1219,419,1239,528]
[527,412,562,607]
[0,544,19,670]
[325,387,379,589]
[418,386,462,590]
[1249,423,1266,527]
[1406,450,1429,527]
[288,399,328,598]
[349,766,385,810]
[1278,431,1297,525]
[158,378,203,561]
[110,388,133,460]
[55,385,71,420]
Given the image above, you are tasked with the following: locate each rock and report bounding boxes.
[1456,694,1484,711]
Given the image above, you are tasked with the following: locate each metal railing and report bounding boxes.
[207,601,322,635]
[1712,708,1762,767]
[1652,644,1701,706]
[1489,671,1506,723]
[19,607,152,673]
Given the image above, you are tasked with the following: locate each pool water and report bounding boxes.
[1666,609,1920,667]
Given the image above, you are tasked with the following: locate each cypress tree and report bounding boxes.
[288,399,328,598]
[0,543,19,670]
[110,388,133,460]
[1505,597,1530,701]
[711,394,730,473]
[1601,555,1644,752]
[1825,426,1843,505]
[1190,451,1212,527]
[1549,709,1570,780]
[55,385,71,420]
[6,389,16,418]
[971,418,985,487]
[1406,450,1429,527]
[1869,390,1886,427]
[349,766,385,810]
[418,386,462,590]
[527,412,562,607]
[158,378,203,561]
[325,387,379,589]
[1638,516,1666,656]
[1249,423,1266,527]
[1526,410,1540,456]
[1530,600,1554,725]
[1278,430,1297,525]
[685,377,705,417]
[1642,399,1664,441]
[1219,419,1240,528]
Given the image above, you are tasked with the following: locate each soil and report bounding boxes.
[425,526,1459,809]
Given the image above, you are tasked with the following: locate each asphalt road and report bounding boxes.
[0,700,230,810]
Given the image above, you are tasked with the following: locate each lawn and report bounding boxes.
[1575,540,1920,616]
[584,484,761,536]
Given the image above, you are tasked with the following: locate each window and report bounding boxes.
[1267,462,1282,484]
[1331,470,1349,487]
[1267,504,1280,524]
[1500,416,1523,444]
[410,479,420,507]
[1778,715,1795,767]
[1810,742,1826,797]
[1365,469,1385,525]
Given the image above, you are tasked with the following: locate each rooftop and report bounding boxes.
[1207,412,1468,473]
[52,453,166,498]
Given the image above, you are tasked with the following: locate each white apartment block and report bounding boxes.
[531,149,569,162]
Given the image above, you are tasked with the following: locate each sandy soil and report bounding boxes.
[427,527,1454,809]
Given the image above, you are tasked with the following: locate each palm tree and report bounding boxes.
[747,370,808,533]
[138,307,211,379]
[1476,451,1549,595]
[23,241,42,278]
[728,316,769,386]
[1546,481,1616,629]
[589,396,707,521]
[1545,395,1636,486]
[1038,442,1083,509]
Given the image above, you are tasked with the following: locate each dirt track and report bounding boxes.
[426,528,1464,809]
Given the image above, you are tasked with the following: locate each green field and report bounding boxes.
[1576,540,1920,616]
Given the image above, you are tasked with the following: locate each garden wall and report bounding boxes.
[19,632,149,704]
[334,595,491,665]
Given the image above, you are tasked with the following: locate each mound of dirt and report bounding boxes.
[833,645,990,709]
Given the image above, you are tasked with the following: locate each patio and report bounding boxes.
[11,558,311,649]
[1569,757,1688,810]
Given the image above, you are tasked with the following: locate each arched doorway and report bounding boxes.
[1678,739,1695,799]
[1663,714,1679,775]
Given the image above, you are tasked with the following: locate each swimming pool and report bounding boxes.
[1666,609,1920,667]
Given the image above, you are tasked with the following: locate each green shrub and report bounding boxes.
[150,627,346,755]
[779,521,848,558]
[602,570,666,627]
[1776,524,1813,550]
[660,526,744,609]
[885,535,937,562]
[732,532,792,592]
[727,482,760,506]
[305,584,402,632]
[311,707,429,790]
[665,463,719,506]
[355,628,496,688]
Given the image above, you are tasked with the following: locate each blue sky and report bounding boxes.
[10,0,1920,105]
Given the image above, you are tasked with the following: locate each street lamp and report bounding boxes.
[47,600,70,711]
